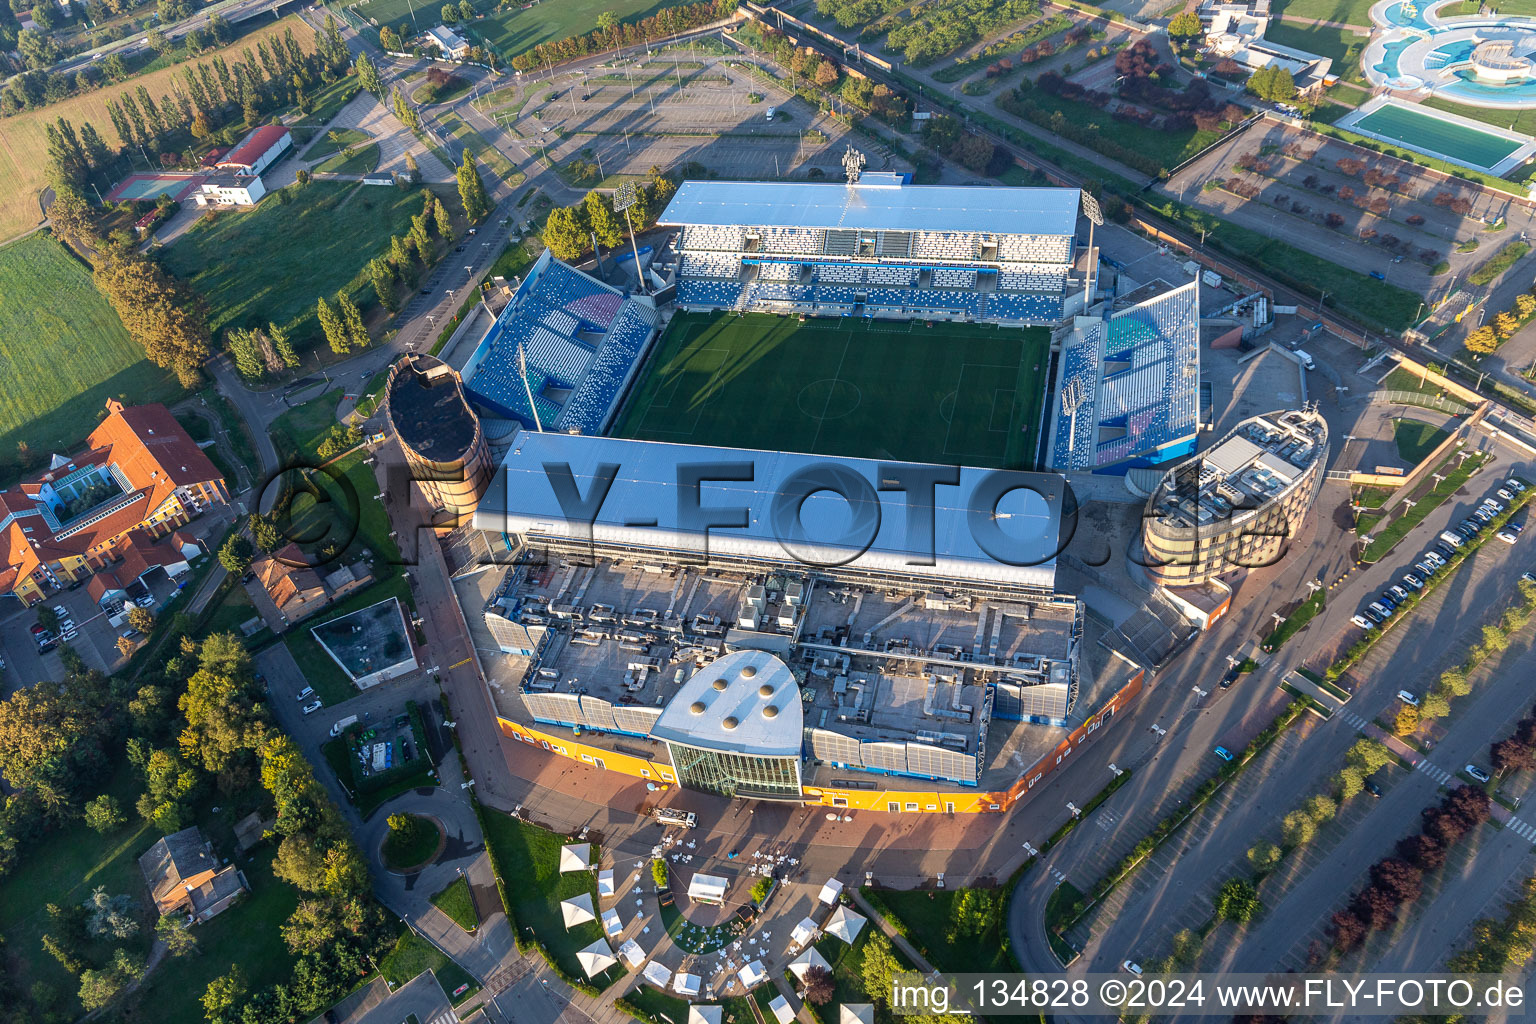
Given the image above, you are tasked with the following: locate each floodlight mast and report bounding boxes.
[614,181,647,295]
[518,343,544,432]
[1080,190,1103,313]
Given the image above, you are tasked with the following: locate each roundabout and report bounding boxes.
[381,811,447,873]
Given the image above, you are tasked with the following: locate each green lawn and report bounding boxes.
[134,848,301,1024]
[315,143,382,175]
[1261,588,1325,651]
[866,887,1015,975]
[0,766,153,1012]
[1362,451,1490,562]
[479,812,607,980]
[1261,22,1368,78]
[438,111,520,183]
[813,929,917,1024]
[626,983,692,1024]
[471,0,666,61]
[0,234,182,469]
[269,391,345,461]
[161,181,440,350]
[383,814,443,869]
[379,928,481,1004]
[431,876,479,931]
[307,128,373,160]
[276,450,402,581]
[613,311,1051,469]
[1007,88,1229,172]
[1426,94,1536,140]
[1392,418,1451,463]
[1271,0,1373,26]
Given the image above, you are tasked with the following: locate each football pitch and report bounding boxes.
[612,311,1052,469]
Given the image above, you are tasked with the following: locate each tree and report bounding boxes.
[136,748,200,831]
[596,9,617,31]
[83,794,124,833]
[1246,840,1282,872]
[1214,878,1261,922]
[156,912,199,957]
[1492,736,1536,776]
[1301,794,1336,824]
[1419,689,1451,720]
[650,857,668,888]
[272,833,328,892]
[203,966,246,1024]
[355,51,383,96]
[584,190,624,250]
[317,295,350,354]
[543,205,587,261]
[379,24,401,51]
[337,291,371,351]
[84,886,139,940]
[803,965,835,1004]
[440,2,457,23]
[814,59,839,86]
[0,679,107,818]
[1495,310,1520,340]
[946,887,1000,943]
[1370,858,1423,905]
[218,533,254,576]
[749,876,772,904]
[30,1,58,30]
[404,150,420,184]
[1281,808,1317,847]
[1393,704,1420,736]
[860,931,902,1007]
[370,258,399,313]
[433,196,454,241]
[94,253,212,387]
[127,606,155,634]
[457,151,489,223]
[250,511,282,551]
[1465,325,1499,354]
[1168,10,1203,37]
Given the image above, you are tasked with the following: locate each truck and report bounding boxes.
[330,714,359,737]
[654,807,696,829]
[1294,350,1316,370]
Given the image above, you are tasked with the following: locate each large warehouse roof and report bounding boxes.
[659,179,1081,237]
[473,433,1066,590]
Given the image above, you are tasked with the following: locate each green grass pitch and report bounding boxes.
[0,234,180,465]
[613,311,1052,469]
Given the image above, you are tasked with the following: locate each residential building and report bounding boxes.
[0,400,228,607]
[426,24,470,59]
[138,826,248,923]
[193,172,267,207]
[252,542,329,623]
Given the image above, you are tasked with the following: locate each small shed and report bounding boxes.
[790,916,819,950]
[788,945,832,983]
[618,938,646,969]
[674,971,701,997]
[601,907,624,937]
[817,877,844,905]
[598,868,616,897]
[769,994,796,1024]
[687,872,729,905]
[737,960,767,989]
[642,960,673,989]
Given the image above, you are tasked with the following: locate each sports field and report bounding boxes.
[613,311,1051,468]
[0,234,179,462]
[1351,102,1520,170]
[472,0,664,61]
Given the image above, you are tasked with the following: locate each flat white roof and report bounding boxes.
[474,432,1065,591]
[660,179,1081,237]
[651,650,803,757]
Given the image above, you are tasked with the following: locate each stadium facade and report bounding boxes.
[464,431,1141,814]
[661,176,1080,324]
[1046,278,1203,473]
[1141,406,1329,586]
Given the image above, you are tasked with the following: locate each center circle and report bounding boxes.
[796,379,862,420]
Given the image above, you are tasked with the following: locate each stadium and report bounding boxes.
[434,164,1203,812]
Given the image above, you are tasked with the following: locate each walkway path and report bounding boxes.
[1276,14,1372,29]
[850,890,939,974]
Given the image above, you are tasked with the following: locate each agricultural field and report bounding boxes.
[0,234,179,464]
[0,15,317,242]
[470,0,663,60]
[160,181,439,349]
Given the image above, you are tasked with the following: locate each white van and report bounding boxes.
[765,106,776,120]
[1439,530,1465,548]
[1295,350,1316,370]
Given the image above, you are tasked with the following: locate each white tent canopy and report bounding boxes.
[674,972,701,997]
[561,892,597,928]
[598,869,617,897]
[769,994,795,1024]
[618,938,646,969]
[840,1005,875,1024]
[825,905,867,945]
[687,872,729,905]
[738,960,767,989]
[790,916,819,950]
[817,878,844,905]
[559,843,593,873]
[642,961,672,989]
[575,938,617,978]
[689,1007,724,1024]
[788,945,832,983]
[601,907,624,937]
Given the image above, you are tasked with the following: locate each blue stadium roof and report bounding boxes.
[659,179,1081,237]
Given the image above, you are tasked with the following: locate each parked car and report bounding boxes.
[1508,478,1527,492]
[1366,604,1390,623]
[1122,961,1144,976]
[1379,592,1399,610]
[1214,746,1234,762]
[1389,585,1409,602]
[1351,614,1373,629]
[1397,690,1419,707]
[1414,562,1435,578]
[1465,764,1491,783]
[1484,497,1504,512]
[1364,777,1383,798]
[28,623,44,635]
[301,700,323,716]
[1439,531,1465,549]
[1498,530,1519,545]
[1403,573,1423,590]
[37,639,57,654]
[59,629,77,642]
[118,628,140,639]
[51,604,66,617]
[1425,550,1448,567]
[1434,542,1458,559]
[295,686,315,702]
[1507,521,1525,535]
[1524,572,1536,585]
[1498,488,1515,501]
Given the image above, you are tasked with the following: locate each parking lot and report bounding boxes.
[481,51,908,183]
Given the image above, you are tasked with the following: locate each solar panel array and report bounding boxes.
[521,689,663,737]
[465,251,658,435]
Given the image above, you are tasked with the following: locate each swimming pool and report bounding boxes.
[1352,101,1523,169]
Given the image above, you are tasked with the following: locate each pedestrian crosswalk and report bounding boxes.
[1049,866,1070,885]
[1415,760,1454,785]
[1339,711,1368,730]
[1506,815,1536,843]
[427,1012,460,1024]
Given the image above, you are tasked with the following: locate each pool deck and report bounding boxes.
[1360,0,1536,108]
[1335,94,1536,175]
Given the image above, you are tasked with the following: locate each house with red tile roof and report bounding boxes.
[0,400,229,607]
